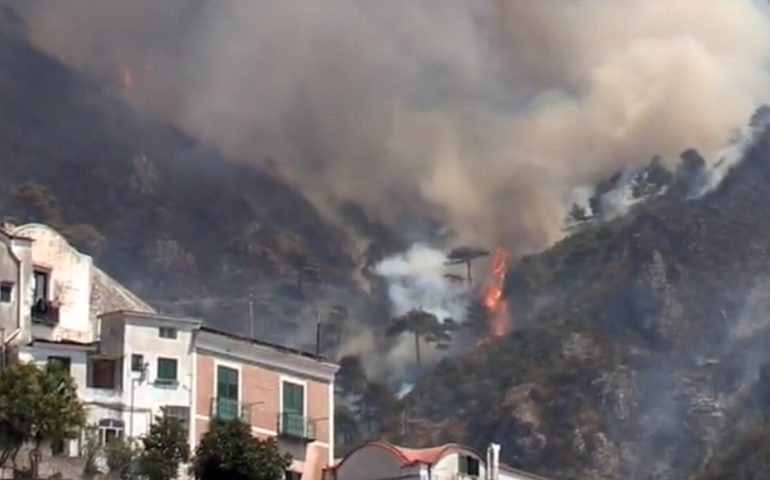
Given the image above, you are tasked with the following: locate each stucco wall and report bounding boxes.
[122,316,196,439]
[13,224,94,341]
[0,239,19,334]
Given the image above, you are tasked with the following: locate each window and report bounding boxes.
[281,381,307,438]
[459,455,480,476]
[47,356,71,375]
[98,419,124,445]
[33,269,49,301]
[215,365,239,420]
[156,358,177,384]
[163,405,190,436]
[158,327,177,339]
[0,283,12,303]
[131,354,144,372]
[88,358,117,389]
[285,472,301,480]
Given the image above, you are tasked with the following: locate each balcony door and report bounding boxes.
[281,381,305,437]
[216,365,239,420]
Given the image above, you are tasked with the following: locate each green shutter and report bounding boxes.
[282,382,304,415]
[215,366,239,420]
[216,366,238,400]
[157,358,177,382]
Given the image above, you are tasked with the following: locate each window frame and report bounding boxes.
[32,268,50,302]
[458,454,480,476]
[156,357,178,384]
[130,354,144,373]
[47,355,71,375]
[158,327,178,339]
[88,357,117,390]
[0,282,12,303]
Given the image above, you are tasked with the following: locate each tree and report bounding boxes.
[445,247,490,284]
[192,420,291,480]
[138,415,190,480]
[81,425,102,479]
[105,437,141,480]
[0,362,85,477]
[386,309,456,366]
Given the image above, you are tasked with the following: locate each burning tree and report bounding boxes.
[446,247,490,284]
[386,309,457,366]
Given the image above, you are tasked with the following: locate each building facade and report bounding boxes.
[193,327,338,479]
[0,222,341,480]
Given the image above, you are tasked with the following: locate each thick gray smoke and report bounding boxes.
[15,0,770,252]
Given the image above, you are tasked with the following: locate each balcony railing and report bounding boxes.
[210,397,251,423]
[277,412,315,441]
[31,299,59,326]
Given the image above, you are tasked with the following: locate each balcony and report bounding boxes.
[277,412,315,441]
[210,397,251,423]
[31,299,59,326]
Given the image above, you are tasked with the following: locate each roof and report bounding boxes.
[0,223,32,242]
[198,325,328,362]
[28,338,98,350]
[327,441,480,471]
[100,310,201,325]
[499,463,554,480]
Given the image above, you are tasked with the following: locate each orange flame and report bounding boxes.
[483,247,511,340]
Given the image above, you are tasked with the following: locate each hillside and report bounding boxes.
[0,18,402,347]
[399,129,770,479]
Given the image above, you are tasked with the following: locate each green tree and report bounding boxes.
[105,437,141,480]
[0,362,85,477]
[138,415,190,480]
[192,420,291,480]
[386,309,456,366]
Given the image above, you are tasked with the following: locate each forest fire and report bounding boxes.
[483,246,511,340]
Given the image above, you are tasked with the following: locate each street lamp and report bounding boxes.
[129,362,148,440]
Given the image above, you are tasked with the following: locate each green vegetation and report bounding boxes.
[0,362,85,478]
[192,420,291,480]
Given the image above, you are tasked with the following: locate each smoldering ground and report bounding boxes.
[14,0,770,252]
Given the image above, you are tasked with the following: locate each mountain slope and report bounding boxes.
[0,22,394,343]
[399,130,770,479]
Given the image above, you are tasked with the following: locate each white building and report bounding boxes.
[324,441,551,480]
[0,223,196,443]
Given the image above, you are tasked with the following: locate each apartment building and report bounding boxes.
[325,441,550,480]
[0,222,341,479]
[193,326,339,479]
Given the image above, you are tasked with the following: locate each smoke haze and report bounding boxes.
[15,0,770,251]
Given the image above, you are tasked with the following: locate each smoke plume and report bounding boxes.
[14,0,770,252]
[373,244,469,322]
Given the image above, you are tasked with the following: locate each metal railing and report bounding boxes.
[277,412,315,441]
[31,299,59,326]
[210,397,251,423]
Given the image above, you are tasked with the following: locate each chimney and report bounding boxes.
[486,443,500,480]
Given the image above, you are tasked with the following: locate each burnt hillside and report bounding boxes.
[400,130,770,479]
[0,21,394,342]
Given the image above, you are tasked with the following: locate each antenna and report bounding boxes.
[315,322,322,356]
[248,293,255,339]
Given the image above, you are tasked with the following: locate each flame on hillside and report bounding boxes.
[483,246,511,340]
